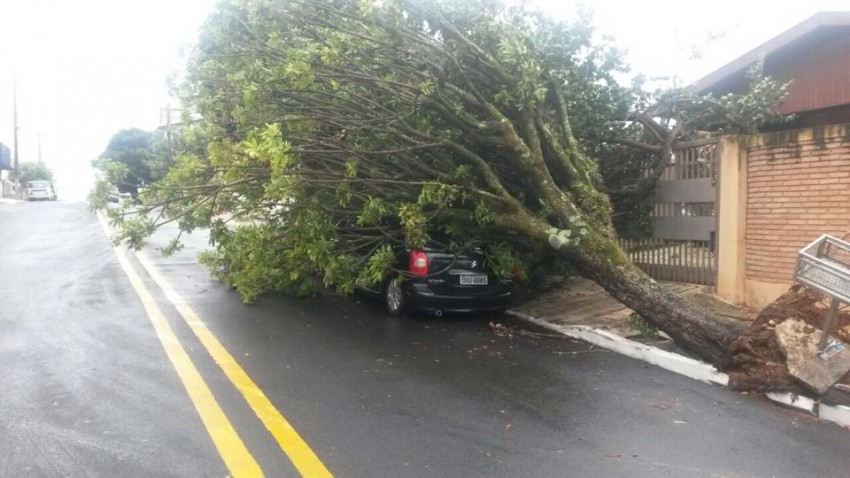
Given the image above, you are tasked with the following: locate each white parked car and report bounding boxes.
[107,189,132,203]
[25,180,57,201]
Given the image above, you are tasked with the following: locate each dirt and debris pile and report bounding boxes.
[727,285,850,393]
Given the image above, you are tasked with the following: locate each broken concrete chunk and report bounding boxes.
[775,318,850,395]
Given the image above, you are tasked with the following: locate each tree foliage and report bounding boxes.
[19,161,54,184]
[595,60,792,225]
[101,0,790,367]
[92,128,179,195]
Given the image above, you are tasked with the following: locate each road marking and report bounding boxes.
[135,251,333,478]
[96,214,262,478]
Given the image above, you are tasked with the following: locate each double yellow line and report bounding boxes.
[98,214,332,478]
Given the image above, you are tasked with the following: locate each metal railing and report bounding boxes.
[795,235,850,304]
[793,234,850,349]
[619,238,715,285]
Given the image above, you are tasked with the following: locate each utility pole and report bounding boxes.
[38,133,42,163]
[12,74,19,196]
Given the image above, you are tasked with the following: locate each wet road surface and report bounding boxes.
[3,201,850,477]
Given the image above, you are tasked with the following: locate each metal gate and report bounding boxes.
[619,140,718,285]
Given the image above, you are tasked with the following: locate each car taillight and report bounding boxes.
[409,249,429,276]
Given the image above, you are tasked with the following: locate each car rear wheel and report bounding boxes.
[384,278,407,316]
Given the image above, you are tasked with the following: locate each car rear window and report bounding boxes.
[28,181,50,189]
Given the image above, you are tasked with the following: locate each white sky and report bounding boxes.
[0,0,848,200]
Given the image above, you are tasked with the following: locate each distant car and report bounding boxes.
[25,180,57,201]
[107,190,132,203]
[359,244,516,317]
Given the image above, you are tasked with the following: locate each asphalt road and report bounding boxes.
[3,201,850,477]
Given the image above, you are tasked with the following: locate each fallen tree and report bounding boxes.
[104,0,791,369]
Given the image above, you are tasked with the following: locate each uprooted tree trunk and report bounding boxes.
[728,285,850,393]
[728,232,850,391]
[572,238,746,368]
[505,210,746,368]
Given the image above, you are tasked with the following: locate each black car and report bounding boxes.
[360,245,516,317]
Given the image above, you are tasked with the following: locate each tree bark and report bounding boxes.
[567,231,746,369]
[503,209,746,369]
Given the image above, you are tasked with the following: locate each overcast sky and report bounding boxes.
[0,0,847,200]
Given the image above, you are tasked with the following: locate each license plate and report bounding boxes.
[460,274,488,285]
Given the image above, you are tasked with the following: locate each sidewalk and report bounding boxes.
[0,197,22,205]
[507,277,850,429]
[512,276,754,340]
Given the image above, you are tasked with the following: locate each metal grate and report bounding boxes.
[656,142,718,181]
[794,235,850,304]
[619,238,715,285]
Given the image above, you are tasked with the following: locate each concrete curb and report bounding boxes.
[506,309,850,430]
[765,392,817,415]
[0,198,23,205]
[506,310,728,386]
[819,403,850,428]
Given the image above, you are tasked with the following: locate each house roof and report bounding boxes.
[692,11,850,92]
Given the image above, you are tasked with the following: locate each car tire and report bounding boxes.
[384,277,407,316]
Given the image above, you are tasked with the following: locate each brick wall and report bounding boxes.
[745,126,850,284]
